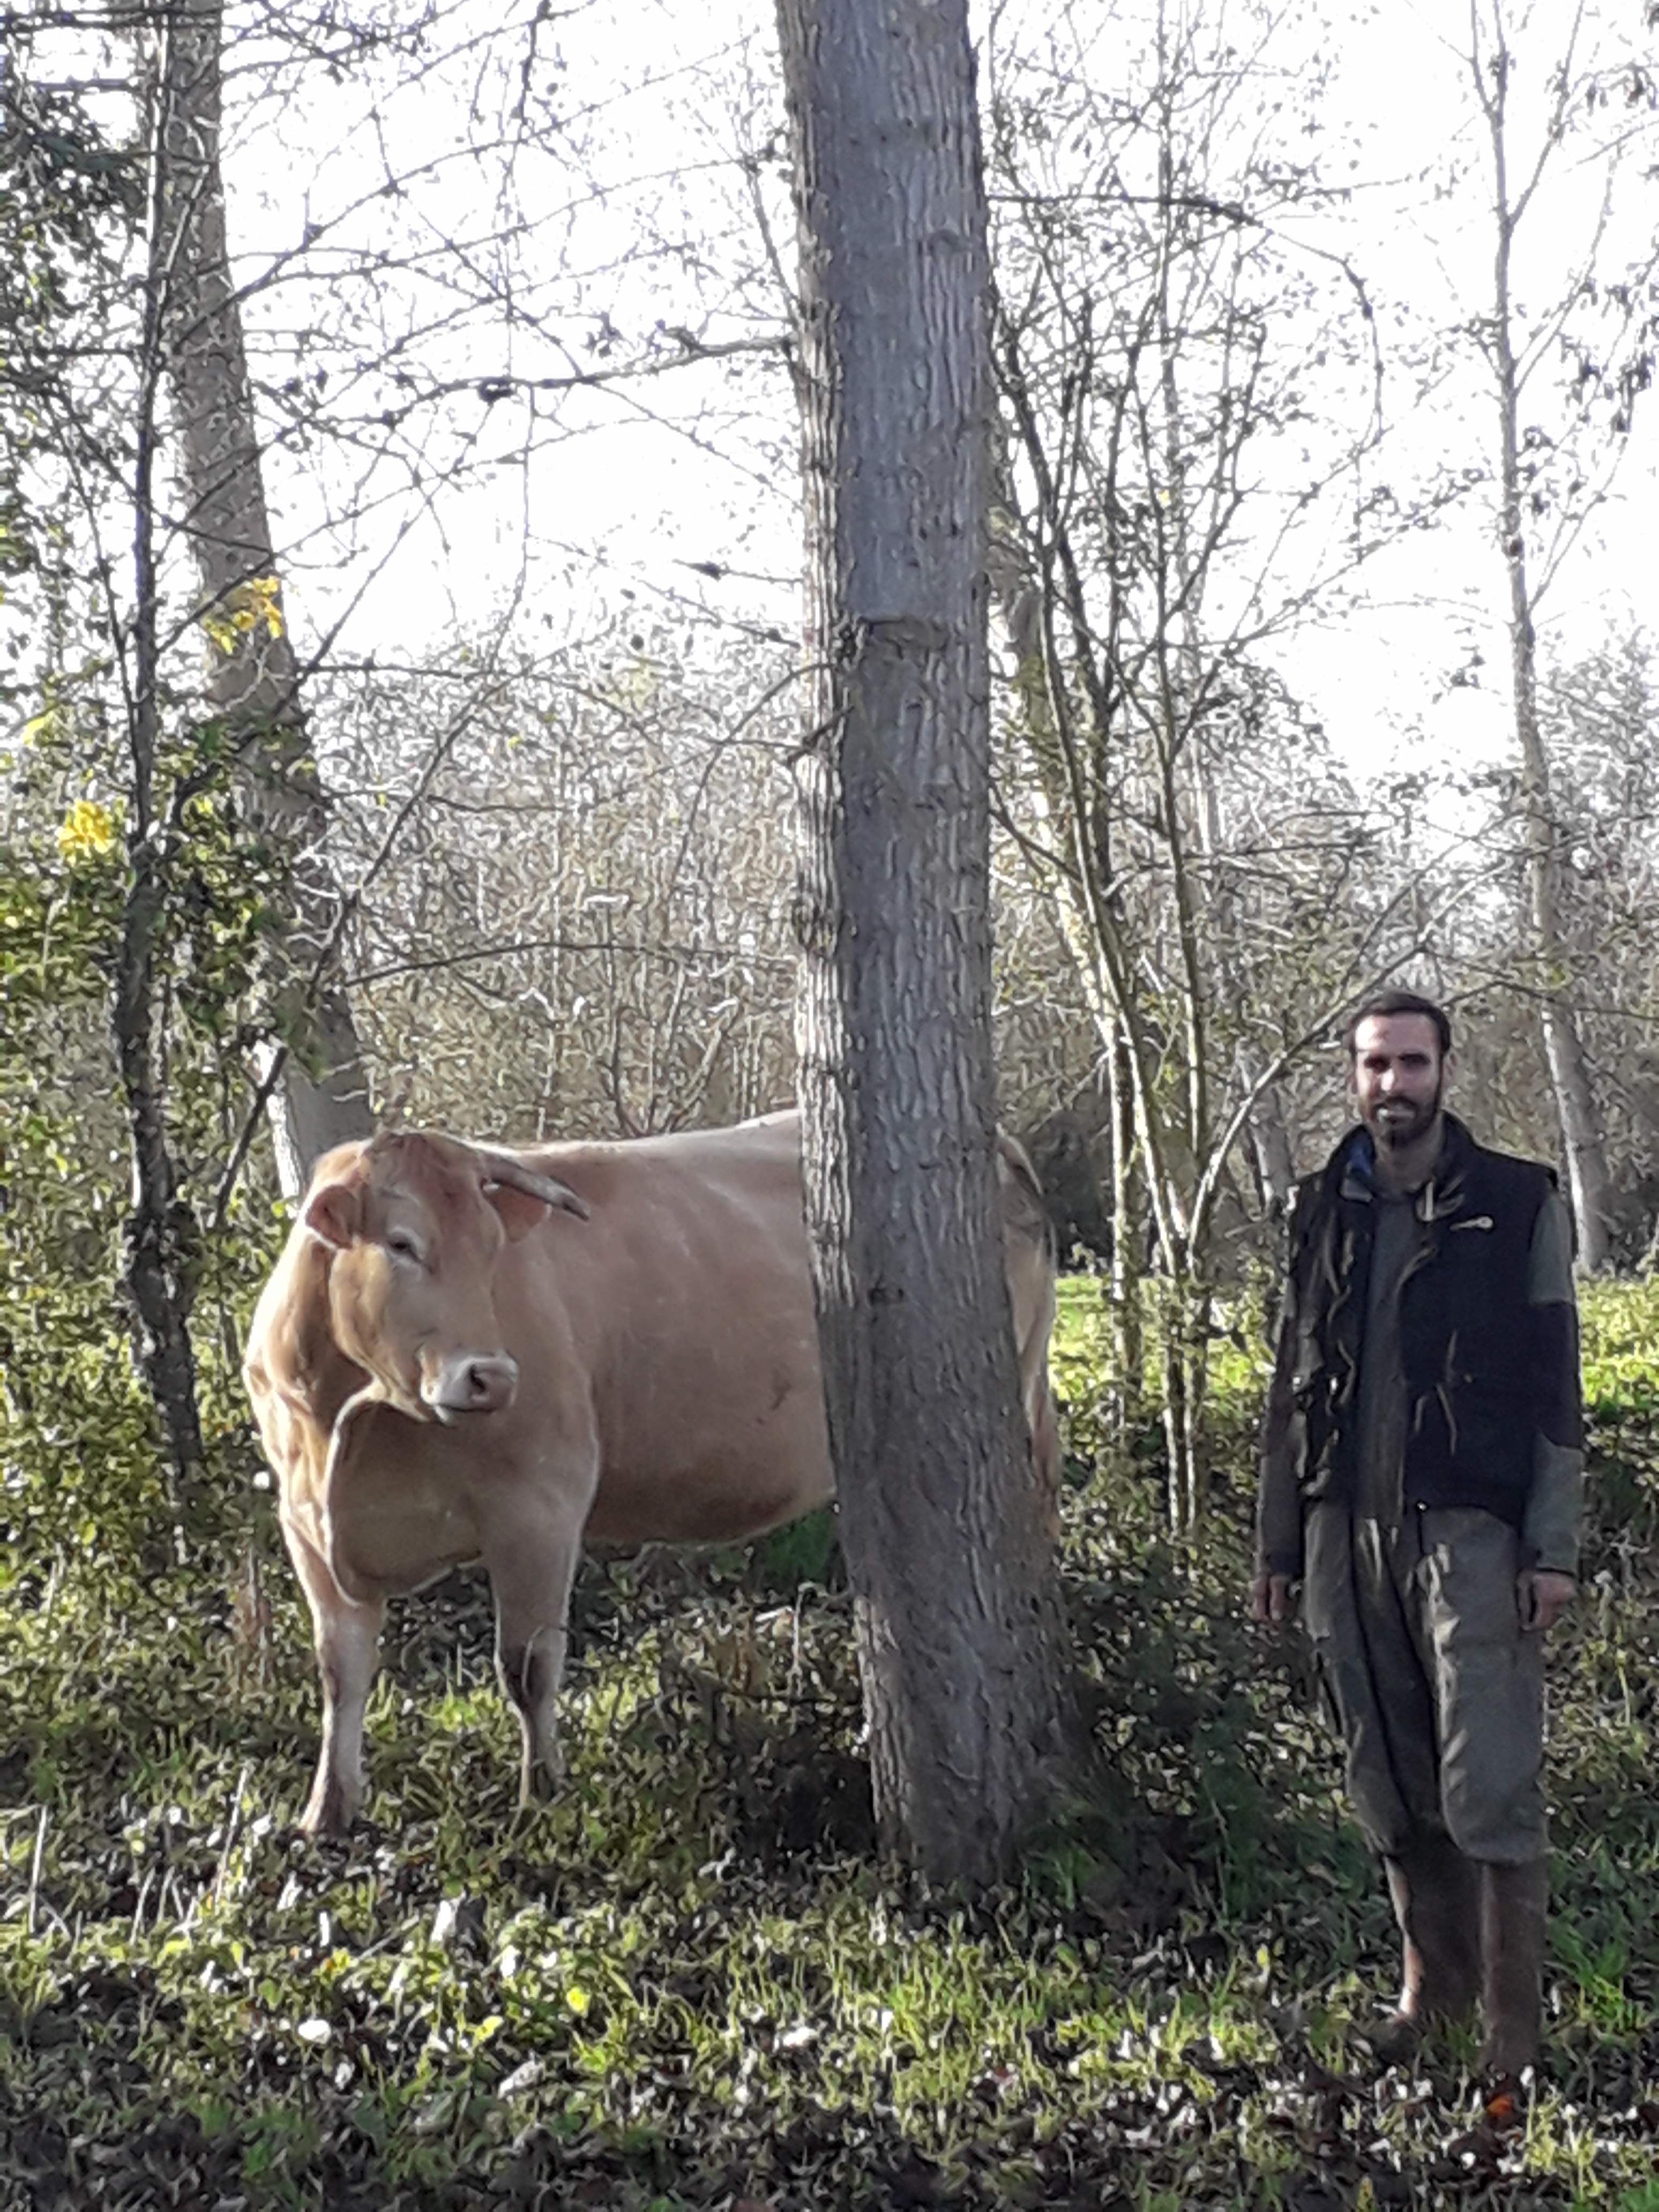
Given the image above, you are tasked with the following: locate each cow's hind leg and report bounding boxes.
[483,1498,587,1808]
[282,1519,385,1835]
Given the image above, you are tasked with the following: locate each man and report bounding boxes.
[1252,989,1582,2089]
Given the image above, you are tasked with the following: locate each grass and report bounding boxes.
[3,1280,1659,2207]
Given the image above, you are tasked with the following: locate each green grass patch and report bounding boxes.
[2,1280,1658,2205]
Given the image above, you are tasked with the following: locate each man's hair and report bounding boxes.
[1343,989,1453,1060]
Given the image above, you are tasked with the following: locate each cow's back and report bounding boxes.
[495,1114,833,1545]
[496,1111,1058,1545]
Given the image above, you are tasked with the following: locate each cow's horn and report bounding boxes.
[479,1153,589,1221]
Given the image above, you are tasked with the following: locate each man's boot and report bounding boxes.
[1479,1858,1548,2081]
[1368,1833,1481,2059]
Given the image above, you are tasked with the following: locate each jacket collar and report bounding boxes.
[1323,1112,1477,1223]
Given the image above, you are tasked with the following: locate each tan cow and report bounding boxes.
[243,1110,1059,1834]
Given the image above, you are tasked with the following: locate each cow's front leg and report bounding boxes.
[282,1518,385,1835]
[482,1496,587,1807]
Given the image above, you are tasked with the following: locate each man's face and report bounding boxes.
[1350,1013,1448,1149]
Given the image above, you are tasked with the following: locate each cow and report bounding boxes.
[243,1110,1060,1835]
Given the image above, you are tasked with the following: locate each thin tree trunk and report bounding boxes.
[776,0,1070,1884]
[155,0,372,1191]
[1107,1019,1145,1439]
[1246,1072,1297,1215]
[1160,1293,1192,1532]
[1478,11,1615,1270]
[118,38,207,1539]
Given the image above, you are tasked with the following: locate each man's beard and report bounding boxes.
[1367,1080,1444,1149]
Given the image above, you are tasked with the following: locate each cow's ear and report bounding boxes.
[487,1185,549,1243]
[486,1178,587,1243]
[303,1180,361,1250]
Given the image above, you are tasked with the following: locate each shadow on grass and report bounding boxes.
[6,1283,1659,2206]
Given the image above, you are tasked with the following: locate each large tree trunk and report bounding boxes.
[155,0,372,1190]
[1479,17,1615,1271]
[776,0,1070,1883]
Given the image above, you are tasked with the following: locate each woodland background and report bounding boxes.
[3,0,1659,2203]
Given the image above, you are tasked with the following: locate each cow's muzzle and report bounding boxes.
[424,1354,520,1420]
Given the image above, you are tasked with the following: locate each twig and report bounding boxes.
[26,1807,48,1938]
[345,934,795,991]
[212,659,530,1227]
[211,1762,251,1911]
[210,1042,290,1231]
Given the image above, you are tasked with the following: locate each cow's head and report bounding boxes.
[301,1132,588,1423]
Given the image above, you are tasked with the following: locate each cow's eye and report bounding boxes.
[386,1232,420,1264]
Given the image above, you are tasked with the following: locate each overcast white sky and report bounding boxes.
[1288,0,1658,776]
[206,0,1656,784]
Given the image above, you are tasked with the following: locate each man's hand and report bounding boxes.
[1250,1571,1296,1626]
[1518,1568,1575,1634]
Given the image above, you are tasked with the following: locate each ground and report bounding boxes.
[3,1280,1658,2209]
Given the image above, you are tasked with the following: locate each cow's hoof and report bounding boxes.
[299,1792,358,1839]
[1479,2071,1529,2129]
[519,1761,563,1808]
[1361,2011,1423,2064]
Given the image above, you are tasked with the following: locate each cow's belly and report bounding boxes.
[585,1459,833,1544]
[584,1391,834,1546]
[577,1302,833,1546]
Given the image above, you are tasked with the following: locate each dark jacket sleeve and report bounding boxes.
[1256,1191,1309,1580]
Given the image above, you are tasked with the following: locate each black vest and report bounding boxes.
[1286,1117,1564,1529]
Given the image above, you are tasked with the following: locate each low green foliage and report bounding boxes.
[3,1282,1658,2207]
[1,708,295,1578]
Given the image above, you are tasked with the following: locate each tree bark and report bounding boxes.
[155,0,372,1190]
[1477,10,1615,1271]
[119,46,207,1541]
[1107,1022,1146,1434]
[776,0,1070,1882]
[1245,1073,1297,1215]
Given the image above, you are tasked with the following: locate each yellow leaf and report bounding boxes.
[248,574,285,640]
[203,574,286,653]
[56,797,118,862]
